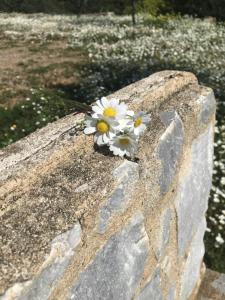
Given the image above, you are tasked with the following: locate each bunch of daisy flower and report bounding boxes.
[84,97,151,158]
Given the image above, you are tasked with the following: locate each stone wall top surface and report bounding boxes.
[0,70,197,182]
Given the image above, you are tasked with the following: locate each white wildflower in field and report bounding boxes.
[10,124,17,131]
[216,233,224,245]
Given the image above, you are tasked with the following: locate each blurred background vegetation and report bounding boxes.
[0,0,225,20]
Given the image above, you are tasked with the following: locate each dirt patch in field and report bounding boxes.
[0,35,86,108]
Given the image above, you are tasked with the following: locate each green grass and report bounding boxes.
[0,88,87,148]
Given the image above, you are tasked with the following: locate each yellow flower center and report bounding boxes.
[103,107,117,118]
[96,120,110,134]
[119,137,130,146]
[134,117,142,128]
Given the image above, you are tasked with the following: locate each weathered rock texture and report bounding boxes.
[197,269,225,300]
[0,71,216,300]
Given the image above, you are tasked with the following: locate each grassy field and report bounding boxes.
[0,13,224,272]
[0,14,88,147]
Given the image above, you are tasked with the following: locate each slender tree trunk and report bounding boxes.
[131,0,136,25]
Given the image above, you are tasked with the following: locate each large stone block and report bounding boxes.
[180,218,206,300]
[197,90,216,125]
[158,111,184,195]
[151,208,172,260]
[0,71,215,300]
[175,125,213,256]
[167,285,176,300]
[159,208,172,258]
[160,256,176,300]
[68,212,149,300]
[137,268,163,300]
[1,223,81,300]
[95,160,139,234]
[211,273,225,295]
[197,268,225,299]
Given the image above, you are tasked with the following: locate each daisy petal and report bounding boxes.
[96,134,105,145]
[101,97,109,108]
[84,127,96,135]
[108,131,115,139]
[110,98,119,106]
[91,112,101,119]
[96,100,104,108]
[120,103,127,110]
[127,110,134,117]
[92,105,103,114]
[103,134,110,144]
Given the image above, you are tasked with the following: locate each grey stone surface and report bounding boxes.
[167,285,176,300]
[197,268,225,299]
[0,71,205,295]
[69,212,149,300]
[96,160,139,234]
[5,223,82,300]
[161,256,172,277]
[180,218,206,300]
[159,208,172,258]
[137,268,163,300]
[175,125,213,256]
[198,90,216,124]
[153,208,172,259]
[211,273,225,295]
[158,110,184,195]
[0,72,215,299]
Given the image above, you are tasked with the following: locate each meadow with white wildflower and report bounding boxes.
[0,13,224,271]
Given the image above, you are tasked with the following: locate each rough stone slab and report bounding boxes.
[0,71,214,297]
[197,89,216,124]
[158,111,184,195]
[152,208,172,260]
[175,125,214,257]
[159,208,172,258]
[167,285,176,300]
[211,274,225,295]
[180,218,206,300]
[95,160,139,234]
[68,212,149,300]
[137,268,163,300]
[160,257,176,300]
[0,223,81,300]
[161,256,172,276]
[197,269,225,300]
[0,113,84,182]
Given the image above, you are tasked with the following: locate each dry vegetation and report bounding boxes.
[0,34,84,108]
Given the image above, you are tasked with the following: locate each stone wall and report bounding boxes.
[0,71,216,300]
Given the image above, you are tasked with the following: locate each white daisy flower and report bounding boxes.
[91,97,127,120]
[109,132,138,158]
[216,233,224,244]
[84,116,118,146]
[117,116,132,132]
[128,111,151,136]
